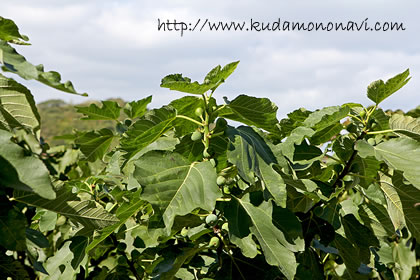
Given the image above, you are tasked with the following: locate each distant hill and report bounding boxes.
[37,98,126,146]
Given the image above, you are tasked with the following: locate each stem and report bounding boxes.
[331,131,366,190]
[324,154,343,164]
[347,114,364,124]
[217,232,246,280]
[176,115,203,126]
[366,129,394,135]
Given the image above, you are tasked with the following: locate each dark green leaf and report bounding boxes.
[26,228,49,248]
[0,205,27,251]
[69,236,88,270]
[303,105,349,131]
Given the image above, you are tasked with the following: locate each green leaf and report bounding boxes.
[14,186,119,230]
[314,198,341,230]
[86,190,145,253]
[0,130,55,199]
[120,106,176,159]
[0,41,87,96]
[292,140,323,164]
[134,151,221,232]
[310,122,343,145]
[160,61,239,95]
[367,69,410,105]
[0,74,40,132]
[69,236,88,270]
[174,134,204,163]
[358,138,420,190]
[0,17,29,44]
[303,105,349,131]
[389,113,420,141]
[351,156,381,188]
[219,95,280,135]
[389,172,420,240]
[123,95,152,119]
[169,96,205,135]
[75,128,116,162]
[203,61,239,92]
[75,101,121,120]
[225,195,302,280]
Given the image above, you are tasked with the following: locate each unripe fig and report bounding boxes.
[203,148,211,158]
[210,158,217,167]
[180,227,189,237]
[209,236,220,247]
[367,138,376,145]
[216,176,226,186]
[195,107,204,117]
[221,222,229,232]
[223,186,231,194]
[191,131,202,141]
[205,214,218,226]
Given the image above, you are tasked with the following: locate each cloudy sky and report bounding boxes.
[2,0,419,117]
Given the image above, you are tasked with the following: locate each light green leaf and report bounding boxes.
[0,73,40,132]
[75,128,116,162]
[120,106,176,159]
[41,242,84,280]
[123,95,152,119]
[134,151,221,232]
[279,126,315,162]
[0,130,55,199]
[379,175,406,232]
[14,186,119,230]
[391,238,416,280]
[359,138,420,190]
[367,69,410,105]
[0,41,87,96]
[39,210,58,232]
[219,95,280,135]
[0,17,29,44]
[75,101,121,120]
[226,195,302,280]
[389,113,420,141]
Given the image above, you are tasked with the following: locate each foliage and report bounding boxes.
[0,16,420,280]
